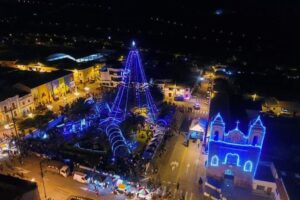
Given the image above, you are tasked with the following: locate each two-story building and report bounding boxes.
[100,61,124,88]
[12,70,74,105]
[159,83,191,102]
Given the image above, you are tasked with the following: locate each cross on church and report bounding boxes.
[235,120,240,129]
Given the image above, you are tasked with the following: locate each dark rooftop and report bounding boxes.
[104,60,123,69]
[281,172,300,200]
[0,67,72,89]
[0,174,38,199]
[0,85,29,102]
[255,163,275,182]
[45,59,98,70]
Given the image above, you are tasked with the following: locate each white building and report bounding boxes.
[159,83,191,102]
[100,66,124,88]
[0,89,34,137]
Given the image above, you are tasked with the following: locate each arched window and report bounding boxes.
[213,131,219,141]
[224,153,240,166]
[252,136,258,146]
[243,160,253,172]
[211,155,219,166]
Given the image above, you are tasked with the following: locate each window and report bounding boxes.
[213,131,219,141]
[4,106,7,112]
[266,187,272,194]
[211,155,219,166]
[243,161,253,172]
[256,185,265,191]
[22,102,25,105]
[28,99,30,103]
[252,136,258,146]
[224,153,240,166]
[12,103,16,109]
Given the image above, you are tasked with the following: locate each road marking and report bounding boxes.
[189,192,194,200]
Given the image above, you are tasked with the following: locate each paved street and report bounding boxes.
[145,76,212,200]
[150,132,207,200]
[0,155,125,200]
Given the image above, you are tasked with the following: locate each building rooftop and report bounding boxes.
[0,85,29,102]
[164,83,189,89]
[104,60,123,69]
[280,171,300,200]
[0,67,72,89]
[205,176,273,200]
[0,174,38,199]
[0,67,30,101]
[45,59,99,70]
[255,163,276,182]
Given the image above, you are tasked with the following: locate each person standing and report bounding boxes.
[197,139,200,148]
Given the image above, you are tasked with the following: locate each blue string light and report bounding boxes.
[211,155,219,166]
[207,114,266,177]
[243,160,253,172]
[111,45,157,122]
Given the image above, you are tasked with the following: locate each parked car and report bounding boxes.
[45,161,70,177]
[73,171,89,183]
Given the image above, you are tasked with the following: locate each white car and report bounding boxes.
[73,171,89,183]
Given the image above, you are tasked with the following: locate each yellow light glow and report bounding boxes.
[84,87,90,92]
[4,124,10,129]
[252,93,257,101]
[46,104,53,110]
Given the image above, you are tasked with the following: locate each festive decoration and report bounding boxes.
[111,41,158,122]
[207,114,266,184]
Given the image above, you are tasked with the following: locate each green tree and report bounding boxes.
[67,98,92,119]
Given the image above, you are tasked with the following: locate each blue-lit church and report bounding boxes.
[207,113,266,187]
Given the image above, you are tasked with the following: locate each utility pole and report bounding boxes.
[9,108,18,137]
[40,159,47,200]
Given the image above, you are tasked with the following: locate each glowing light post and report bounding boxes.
[252,93,257,101]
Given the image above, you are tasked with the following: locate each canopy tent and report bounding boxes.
[189,119,205,133]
